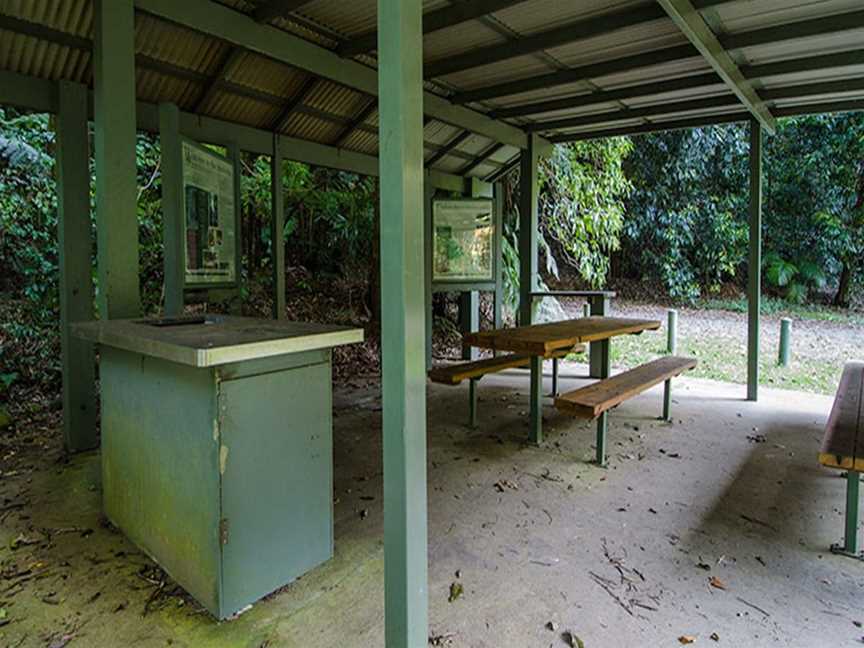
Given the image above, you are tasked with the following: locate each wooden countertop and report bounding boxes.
[72,316,364,367]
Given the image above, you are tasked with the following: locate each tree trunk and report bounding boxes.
[834,261,854,308]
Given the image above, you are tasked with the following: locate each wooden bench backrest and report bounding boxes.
[820,361,864,470]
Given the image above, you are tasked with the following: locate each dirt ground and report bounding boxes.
[0,362,861,647]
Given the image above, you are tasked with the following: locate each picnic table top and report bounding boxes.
[529,290,617,298]
[463,317,660,356]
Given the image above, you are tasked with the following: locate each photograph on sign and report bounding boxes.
[432,199,495,282]
[182,141,237,286]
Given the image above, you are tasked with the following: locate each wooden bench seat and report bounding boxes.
[819,361,864,471]
[555,356,697,419]
[555,355,697,466]
[818,361,864,559]
[428,345,584,427]
[428,347,579,385]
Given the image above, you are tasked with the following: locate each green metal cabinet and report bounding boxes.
[100,347,333,619]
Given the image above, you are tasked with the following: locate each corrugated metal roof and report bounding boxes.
[0,0,862,175]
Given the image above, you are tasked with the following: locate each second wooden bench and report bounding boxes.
[555,356,697,466]
[429,346,584,427]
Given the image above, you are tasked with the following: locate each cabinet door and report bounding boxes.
[218,360,333,617]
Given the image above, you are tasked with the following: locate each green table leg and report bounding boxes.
[596,412,608,467]
[468,378,478,428]
[595,338,611,465]
[551,357,559,397]
[662,379,672,422]
[832,470,864,560]
[529,355,542,445]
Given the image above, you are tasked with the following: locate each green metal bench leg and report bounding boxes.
[662,378,672,421]
[529,355,543,445]
[595,412,608,467]
[832,470,864,560]
[468,378,478,428]
[551,357,559,397]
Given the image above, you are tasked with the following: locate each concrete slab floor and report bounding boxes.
[0,363,860,647]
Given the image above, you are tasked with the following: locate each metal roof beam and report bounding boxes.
[270,76,318,132]
[492,73,722,119]
[484,154,520,183]
[493,49,864,120]
[330,99,378,147]
[452,44,698,105]
[192,47,243,114]
[135,0,543,151]
[742,49,864,80]
[657,0,775,133]
[424,130,471,168]
[457,142,504,176]
[338,0,532,58]
[529,94,740,133]
[551,112,750,142]
[253,0,316,23]
[424,3,668,79]
[720,9,864,51]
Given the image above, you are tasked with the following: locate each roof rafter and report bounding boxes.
[193,47,244,114]
[338,0,532,58]
[458,142,505,176]
[650,0,775,132]
[424,3,668,79]
[424,130,472,168]
[270,76,318,132]
[253,0,317,23]
[331,98,378,147]
[135,0,544,151]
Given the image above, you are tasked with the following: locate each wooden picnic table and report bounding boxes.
[463,317,660,444]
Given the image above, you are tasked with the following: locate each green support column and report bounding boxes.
[424,182,435,370]
[519,134,542,445]
[159,103,184,317]
[588,294,610,378]
[832,470,863,559]
[518,134,540,327]
[595,338,611,465]
[271,136,286,319]
[378,0,429,645]
[747,119,762,401]
[94,0,140,319]
[493,183,504,333]
[56,81,97,453]
[459,292,479,360]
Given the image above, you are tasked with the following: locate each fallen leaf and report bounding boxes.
[710,632,720,641]
[447,582,463,603]
[545,621,558,632]
[679,636,696,645]
[562,631,585,648]
[709,576,727,590]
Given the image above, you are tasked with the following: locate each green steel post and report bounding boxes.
[588,294,610,378]
[747,119,762,401]
[596,413,608,467]
[378,0,429,644]
[583,303,590,318]
[271,136,286,319]
[662,379,672,421]
[459,292,479,360]
[529,355,543,444]
[159,103,185,317]
[94,0,140,319]
[468,378,478,428]
[518,134,540,327]
[833,470,863,559]
[778,318,791,367]
[56,81,97,453]
[424,183,434,370]
[667,309,678,355]
[493,183,504,333]
[595,338,611,465]
[551,357,559,397]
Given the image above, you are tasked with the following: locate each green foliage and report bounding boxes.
[539,139,632,287]
[622,124,750,302]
